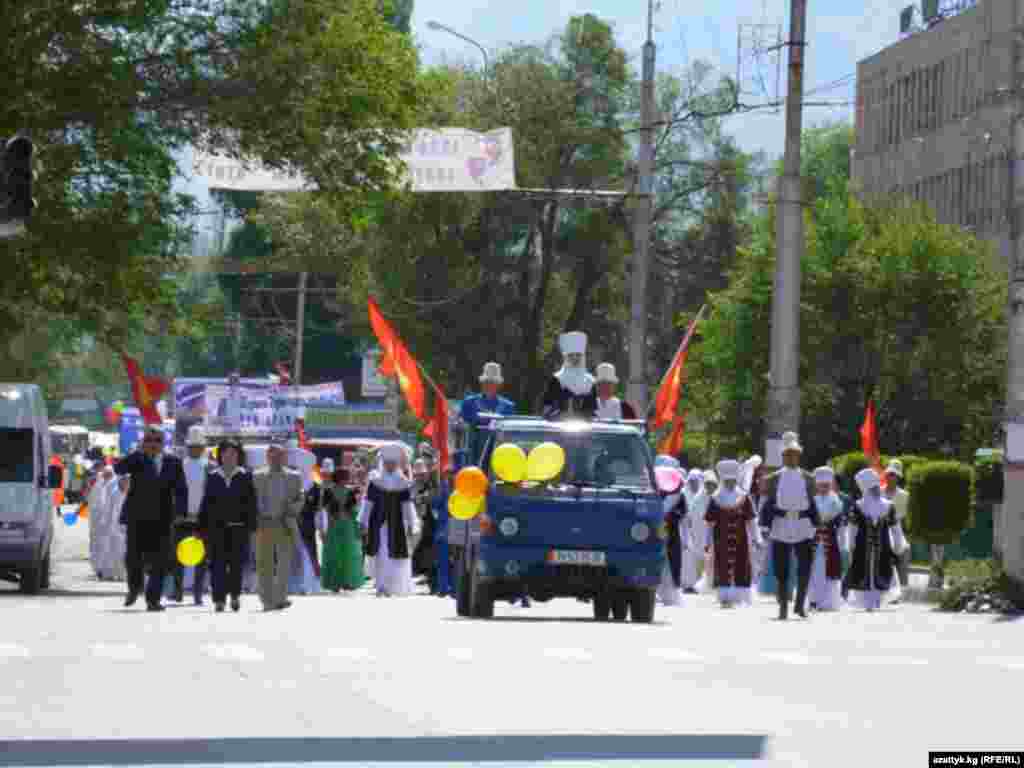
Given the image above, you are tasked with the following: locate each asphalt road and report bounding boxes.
[0,514,1019,768]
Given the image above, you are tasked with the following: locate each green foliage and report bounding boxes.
[906,461,975,546]
[975,454,1004,502]
[829,452,889,493]
[939,558,1022,612]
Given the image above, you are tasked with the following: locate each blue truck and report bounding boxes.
[454,416,669,623]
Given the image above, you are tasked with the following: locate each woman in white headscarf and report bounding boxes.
[654,456,687,606]
[88,467,115,578]
[97,474,129,581]
[846,468,907,611]
[680,469,707,592]
[704,460,762,607]
[807,466,847,611]
[358,443,420,596]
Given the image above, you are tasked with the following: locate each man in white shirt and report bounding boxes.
[764,432,819,620]
[174,426,210,605]
[883,460,911,603]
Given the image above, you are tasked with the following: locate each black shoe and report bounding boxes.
[146,603,165,612]
[173,590,184,603]
[795,605,808,618]
[124,591,140,608]
[778,602,788,621]
[215,603,225,613]
[231,597,240,612]
[520,597,531,608]
[684,588,698,595]
[194,597,204,607]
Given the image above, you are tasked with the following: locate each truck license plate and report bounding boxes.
[548,550,606,566]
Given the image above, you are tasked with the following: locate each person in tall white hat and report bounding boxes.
[542,331,597,420]
[882,459,911,603]
[680,468,707,593]
[763,431,819,620]
[846,467,907,611]
[695,469,719,592]
[703,459,762,608]
[594,363,638,420]
[358,443,420,596]
[806,466,847,611]
[172,425,211,604]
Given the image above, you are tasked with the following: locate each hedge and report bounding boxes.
[906,461,975,546]
[975,455,1004,503]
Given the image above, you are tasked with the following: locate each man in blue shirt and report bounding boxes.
[460,362,516,465]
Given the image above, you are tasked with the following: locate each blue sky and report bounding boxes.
[179,0,906,225]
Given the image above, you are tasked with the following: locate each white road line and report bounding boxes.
[759,652,819,665]
[0,642,30,659]
[847,655,929,666]
[543,647,592,661]
[202,643,265,662]
[91,643,145,661]
[326,647,373,661]
[978,657,1024,671]
[448,647,474,661]
[647,648,704,662]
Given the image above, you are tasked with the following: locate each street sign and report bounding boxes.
[362,348,389,397]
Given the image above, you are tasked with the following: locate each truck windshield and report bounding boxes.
[491,430,652,490]
[0,428,34,483]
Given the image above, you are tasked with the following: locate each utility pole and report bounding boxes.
[294,271,308,386]
[764,0,807,467]
[629,0,656,415]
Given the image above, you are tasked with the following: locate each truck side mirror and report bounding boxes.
[47,465,63,489]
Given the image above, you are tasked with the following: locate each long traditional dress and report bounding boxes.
[846,496,905,611]
[681,480,707,591]
[808,492,847,611]
[320,485,365,591]
[705,490,760,606]
[98,485,128,581]
[656,491,687,606]
[87,476,113,578]
[358,471,419,596]
[288,447,321,595]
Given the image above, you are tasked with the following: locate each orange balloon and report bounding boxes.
[78,504,89,520]
[454,466,489,499]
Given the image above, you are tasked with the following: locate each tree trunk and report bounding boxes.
[928,544,945,589]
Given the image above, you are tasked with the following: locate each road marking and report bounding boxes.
[647,648,704,662]
[759,652,819,665]
[203,643,265,662]
[448,647,474,661]
[91,643,144,661]
[847,655,929,666]
[978,657,1024,671]
[327,647,373,661]
[0,642,30,659]
[543,647,592,661]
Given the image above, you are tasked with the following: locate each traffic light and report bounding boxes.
[1,136,35,224]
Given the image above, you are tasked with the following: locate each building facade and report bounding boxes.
[852,0,1020,268]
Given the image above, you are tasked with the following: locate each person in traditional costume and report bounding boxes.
[542,332,597,420]
[173,426,210,605]
[738,456,764,584]
[461,362,516,461]
[99,475,130,582]
[883,460,911,604]
[432,466,454,597]
[411,458,438,591]
[836,475,857,599]
[358,443,419,597]
[680,469,707,593]
[695,469,719,593]
[704,460,761,607]
[847,467,907,611]
[319,464,366,593]
[594,363,638,420]
[287,439,320,595]
[655,456,687,606]
[755,467,793,598]
[807,466,847,611]
[763,432,819,620]
[88,466,115,578]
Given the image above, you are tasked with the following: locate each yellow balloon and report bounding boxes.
[448,490,484,521]
[176,536,206,567]
[491,443,527,483]
[526,442,566,482]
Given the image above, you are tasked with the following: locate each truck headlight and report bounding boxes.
[499,517,519,537]
[631,522,651,542]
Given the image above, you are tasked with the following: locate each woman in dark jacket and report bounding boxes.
[198,440,258,613]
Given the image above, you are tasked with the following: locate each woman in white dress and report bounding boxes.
[287,441,321,595]
[88,467,114,578]
[695,469,718,593]
[97,475,129,582]
[358,443,419,597]
[654,456,687,606]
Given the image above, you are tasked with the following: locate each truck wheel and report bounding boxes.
[39,549,51,590]
[592,594,611,621]
[473,581,494,619]
[611,594,629,621]
[19,561,43,595]
[630,589,656,623]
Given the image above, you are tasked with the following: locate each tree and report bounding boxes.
[907,461,976,587]
[1,0,428,351]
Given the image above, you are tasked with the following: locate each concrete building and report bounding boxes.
[852,0,1016,267]
[853,0,1024,591]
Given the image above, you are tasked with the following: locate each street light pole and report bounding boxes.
[628,0,656,416]
[765,0,808,465]
[427,21,489,76]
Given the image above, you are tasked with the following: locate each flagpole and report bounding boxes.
[645,304,707,417]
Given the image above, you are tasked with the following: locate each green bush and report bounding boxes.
[891,454,931,482]
[939,558,1022,612]
[906,461,975,546]
[830,452,890,494]
[974,455,1004,502]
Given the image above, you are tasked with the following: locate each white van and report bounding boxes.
[0,384,62,593]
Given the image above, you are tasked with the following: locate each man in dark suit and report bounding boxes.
[115,425,189,611]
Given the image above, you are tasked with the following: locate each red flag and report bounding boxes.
[651,305,706,429]
[860,398,884,476]
[122,355,168,425]
[422,384,450,473]
[658,412,686,456]
[367,297,427,419]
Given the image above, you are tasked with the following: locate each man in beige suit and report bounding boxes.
[252,438,304,611]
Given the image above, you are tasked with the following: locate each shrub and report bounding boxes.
[830,452,890,494]
[974,455,1004,503]
[906,461,974,546]
[939,558,1023,613]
